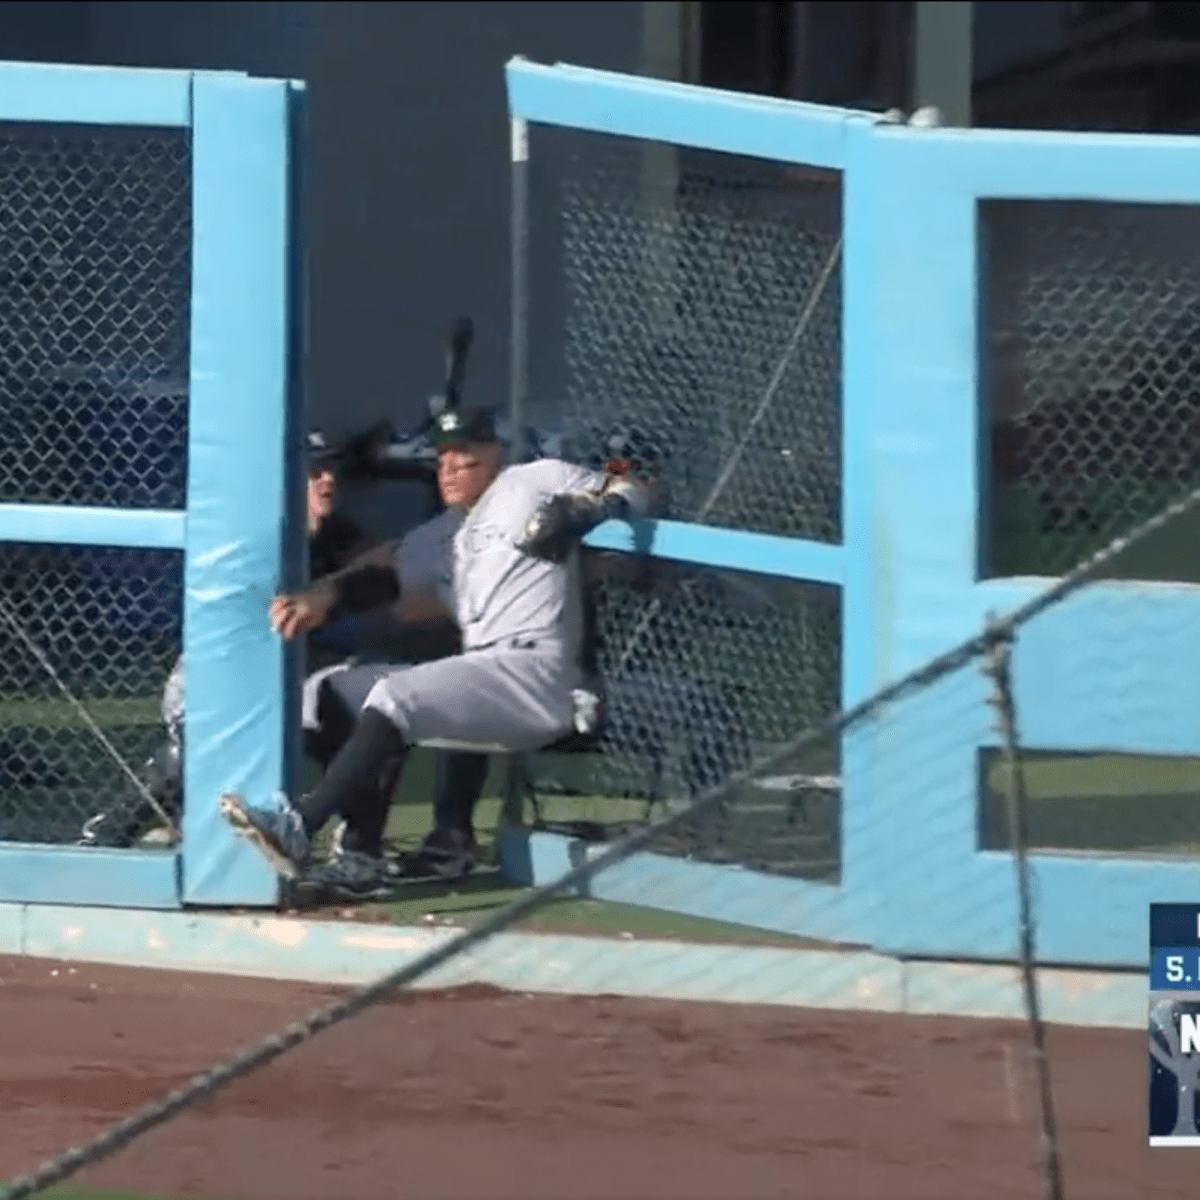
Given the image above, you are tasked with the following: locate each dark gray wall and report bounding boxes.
[307,2,640,434]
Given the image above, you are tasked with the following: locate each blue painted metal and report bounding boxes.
[839,116,884,950]
[1006,583,1200,755]
[864,124,1200,969]
[6,898,1148,1028]
[0,60,192,127]
[584,518,843,585]
[506,58,861,169]
[181,73,295,908]
[514,829,861,946]
[0,846,180,909]
[876,122,1200,203]
[0,504,186,550]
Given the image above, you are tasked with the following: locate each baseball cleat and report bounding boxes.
[219,793,312,878]
[295,849,403,902]
[397,827,477,881]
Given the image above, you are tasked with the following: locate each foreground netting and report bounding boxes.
[6,481,1199,1200]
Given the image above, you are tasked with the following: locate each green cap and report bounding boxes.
[429,406,499,448]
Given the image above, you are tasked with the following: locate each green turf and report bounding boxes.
[0,694,161,727]
[990,482,1200,582]
[43,1189,194,1200]
[299,737,1200,941]
[981,749,1200,856]
[298,747,819,947]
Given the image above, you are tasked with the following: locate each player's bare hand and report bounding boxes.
[269,584,334,639]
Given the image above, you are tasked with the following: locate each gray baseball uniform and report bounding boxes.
[300,507,463,731]
[361,458,611,751]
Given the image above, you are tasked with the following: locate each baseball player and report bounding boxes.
[300,500,494,899]
[219,404,655,888]
[78,431,375,849]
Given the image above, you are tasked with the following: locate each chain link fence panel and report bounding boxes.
[0,122,192,510]
[526,126,843,542]
[520,127,845,881]
[527,556,842,882]
[984,199,1200,580]
[0,543,183,846]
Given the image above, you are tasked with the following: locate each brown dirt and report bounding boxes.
[0,954,1182,1200]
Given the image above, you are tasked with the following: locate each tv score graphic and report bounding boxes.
[1150,904,1200,1145]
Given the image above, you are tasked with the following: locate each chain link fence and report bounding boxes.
[520,126,844,881]
[528,555,842,881]
[984,199,1200,581]
[527,126,842,542]
[0,122,192,509]
[0,543,183,845]
[0,121,192,846]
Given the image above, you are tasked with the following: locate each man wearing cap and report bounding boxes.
[219,405,655,893]
[78,431,376,849]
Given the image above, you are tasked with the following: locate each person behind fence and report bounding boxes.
[218,404,655,889]
[77,430,376,849]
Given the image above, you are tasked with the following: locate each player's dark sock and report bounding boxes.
[296,708,408,838]
[303,675,359,769]
[434,750,490,837]
[335,750,406,857]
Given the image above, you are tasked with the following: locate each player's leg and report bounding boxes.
[224,661,401,878]
[309,662,409,881]
[78,736,183,848]
[221,649,575,877]
[79,655,185,848]
[400,751,492,878]
[364,648,573,878]
[220,704,407,878]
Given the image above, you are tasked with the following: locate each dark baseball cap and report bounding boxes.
[429,406,499,449]
[306,430,346,467]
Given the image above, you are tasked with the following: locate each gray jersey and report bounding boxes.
[394,507,461,610]
[452,458,606,656]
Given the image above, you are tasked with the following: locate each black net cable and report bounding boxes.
[5,476,1199,1199]
[0,592,178,837]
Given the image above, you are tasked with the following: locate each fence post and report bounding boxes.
[983,622,1064,1200]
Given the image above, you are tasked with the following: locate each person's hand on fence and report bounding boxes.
[269,583,335,640]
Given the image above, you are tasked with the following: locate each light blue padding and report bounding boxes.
[876,122,1200,203]
[3,898,1149,1026]
[863,124,1200,970]
[839,118,886,940]
[0,60,191,126]
[584,518,843,585]
[182,73,297,907]
[0,902,18,953]
[0,845,179,909]
[502,828,861,945]
[0,504,186,549]
[506,59,864,169]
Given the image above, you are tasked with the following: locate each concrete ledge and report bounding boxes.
[0,902,1147,1029]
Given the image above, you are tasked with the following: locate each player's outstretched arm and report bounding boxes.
[270,543,403,640]
[518,474,654,564]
